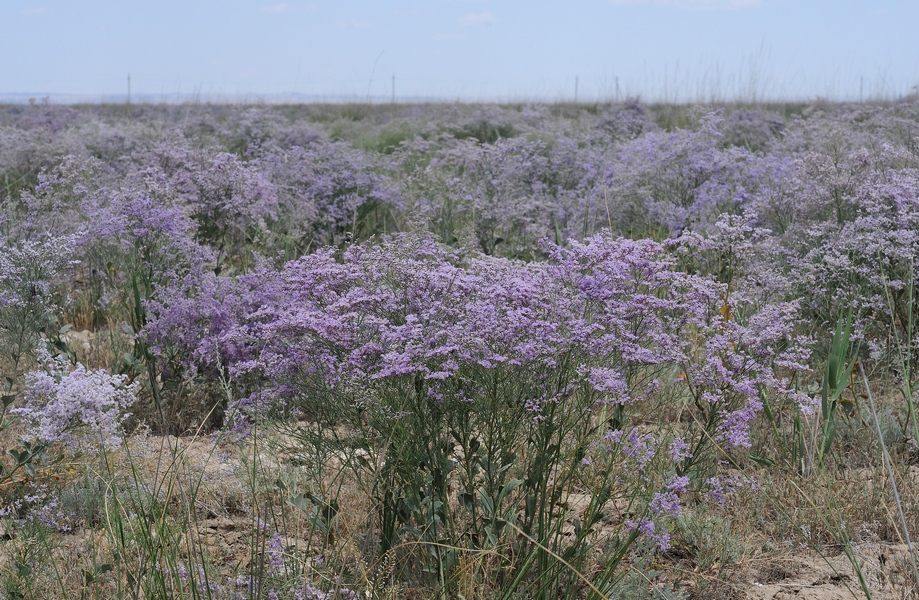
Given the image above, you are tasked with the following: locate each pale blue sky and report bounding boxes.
[2,0,917,102]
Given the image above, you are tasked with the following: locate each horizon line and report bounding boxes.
[3,88,918,107]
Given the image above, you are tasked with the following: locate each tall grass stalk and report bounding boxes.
[883,267,919,446]
[859,362,919,589]
[499,521,613,600]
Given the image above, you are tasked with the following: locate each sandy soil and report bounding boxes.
[725,543,916,600]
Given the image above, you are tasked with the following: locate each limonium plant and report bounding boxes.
[13,347,139,452]
[2,98,919,598]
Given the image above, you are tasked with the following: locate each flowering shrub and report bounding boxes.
[785,161,919,359]
[78,186,213,317]
[256,138,402,254]
[14,349,138,451]
[150,142,278,272]
[597,97,655,141]
[2,155,108,241]
[719,108,785,152]
[0,233,78,386]
[395,135,598,257]
[591,114,777,238]
[143,231,807,591]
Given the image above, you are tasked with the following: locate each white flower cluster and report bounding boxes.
[14,349,139,451]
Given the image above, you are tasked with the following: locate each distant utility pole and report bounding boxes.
[574,76,578,103]
[127,74,131,105]
[392,73,395,104]
[615,76,620,103]
[860,76,864,103]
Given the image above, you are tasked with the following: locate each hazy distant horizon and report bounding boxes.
[2,86,917,107]
[3,0,918,105]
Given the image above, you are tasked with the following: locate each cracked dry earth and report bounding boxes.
[728,544,917,600]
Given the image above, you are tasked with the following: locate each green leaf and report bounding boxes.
[820,419,837,467]
[524,493,537,520]
[16,561,32,578]
[477,490,495,518]
[573,517,583,538]
[748,454,776,467]
[458,492,475,513]
[485,527,498,547]
[496,478,523,505]
[287,494,312,513]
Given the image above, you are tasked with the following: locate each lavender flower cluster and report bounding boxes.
[3,97,919,575]
[142,231,807,560]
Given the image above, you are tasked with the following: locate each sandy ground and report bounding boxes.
[721,543,915,600]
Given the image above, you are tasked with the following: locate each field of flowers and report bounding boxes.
[2,98,919,598]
